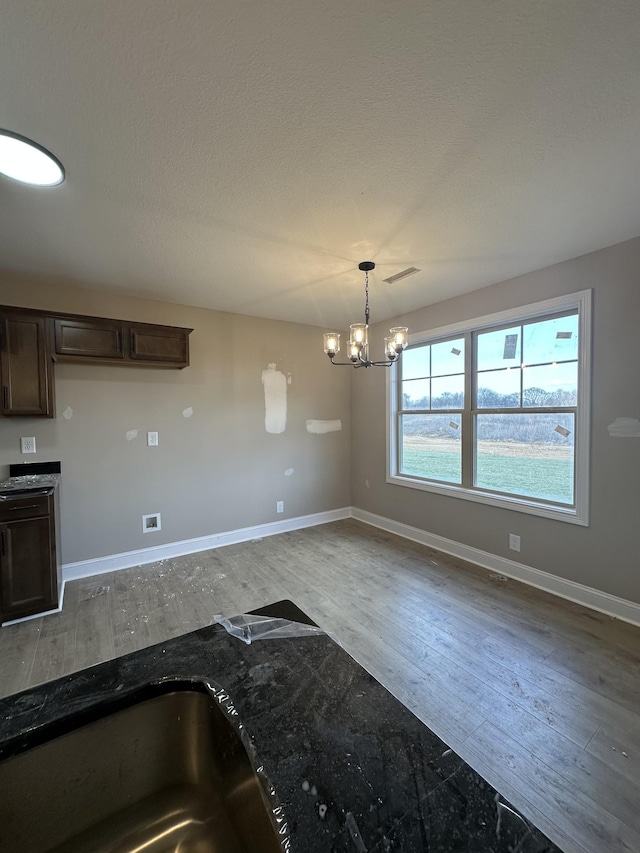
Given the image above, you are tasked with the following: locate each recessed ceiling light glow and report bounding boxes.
[0,130,64,186]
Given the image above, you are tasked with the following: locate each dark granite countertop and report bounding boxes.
[0,475,60,497]
[0,602,561,852]
[0,461,61,496]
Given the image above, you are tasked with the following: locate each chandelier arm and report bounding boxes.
[327,357,393,368]
[328,357,362,366]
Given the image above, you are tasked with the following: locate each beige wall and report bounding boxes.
[352,237,640,605]
[0,278,351,564]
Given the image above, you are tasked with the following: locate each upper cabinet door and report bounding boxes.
[129,324,190,367]
[0,313,54,417]
[54,318,125,360]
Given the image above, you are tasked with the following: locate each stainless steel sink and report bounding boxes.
[0,681,287,852]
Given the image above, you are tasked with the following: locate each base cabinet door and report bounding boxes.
[0,313,54,417]
[0,516,57,622]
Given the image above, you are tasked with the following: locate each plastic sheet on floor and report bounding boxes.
[213,613,326,645]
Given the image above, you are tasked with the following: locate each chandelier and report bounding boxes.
[323,261,408,368]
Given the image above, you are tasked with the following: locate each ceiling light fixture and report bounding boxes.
[0,130,65,186]
[323,261,408,368]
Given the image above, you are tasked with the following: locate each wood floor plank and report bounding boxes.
[73,577,115,670]
[542,641,640,716]
[29,583,79,687]
[0,617,41,699]
[351,598,601,749]
[362,578,636,748]
[586,719,640,782]
[467,720,640,853]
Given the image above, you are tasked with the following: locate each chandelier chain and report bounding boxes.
[364,269,370,325]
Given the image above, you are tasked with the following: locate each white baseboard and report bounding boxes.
[61,503,640,629]
[352,507,640,628]
[63,507,352,582]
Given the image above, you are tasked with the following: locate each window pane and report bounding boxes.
[475,413,575,504]
[401,414,461,483]
[431,374,464,409]
[432,338,464,376]
[477,368,521,409]
[523,361,577,407]
[523,314,578,365]
[403,345,430,380]
[477,325,521,372]
[402,378,430,410]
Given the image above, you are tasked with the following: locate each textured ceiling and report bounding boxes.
[1,1,640,329]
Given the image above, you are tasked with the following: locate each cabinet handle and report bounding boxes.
[2,385,7,410]
[1,531,6,557]
[7,504,40,511]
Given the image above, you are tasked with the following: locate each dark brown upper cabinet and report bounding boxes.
[0,312,55,417]
[129,324,189,365]
[53,316,191,369]
[0,306,192,418]
[54,318,125,360]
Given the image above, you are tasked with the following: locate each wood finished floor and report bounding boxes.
[1,519,639,853]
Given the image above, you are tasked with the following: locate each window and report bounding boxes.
[388,291,591,525]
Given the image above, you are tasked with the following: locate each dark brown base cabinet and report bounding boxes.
[0,493,61,624]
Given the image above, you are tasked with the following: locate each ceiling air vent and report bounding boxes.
[383,267,420,284]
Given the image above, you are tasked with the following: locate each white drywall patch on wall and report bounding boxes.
[306,419,342,435]
[607,417,640,437]
[125,429,139,441]
[284,468,294,477]
[62,406,73,420]
[182,407,194,418]
[262,363,287,434]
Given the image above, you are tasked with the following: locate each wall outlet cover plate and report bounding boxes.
[20,437,36,454]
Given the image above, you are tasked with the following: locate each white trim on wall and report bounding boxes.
[352,507,640,628]
[63,507,351,582]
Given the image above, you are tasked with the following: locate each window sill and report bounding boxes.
[386,472,588,526]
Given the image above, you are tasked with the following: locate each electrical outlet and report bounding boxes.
[147,431,159,447]
[276,500,284,513]
[508,533,521,552]
[20,436,36,454]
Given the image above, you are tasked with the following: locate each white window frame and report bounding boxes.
[387,290,591,526]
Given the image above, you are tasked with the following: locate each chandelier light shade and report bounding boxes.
[323,261,408,368]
